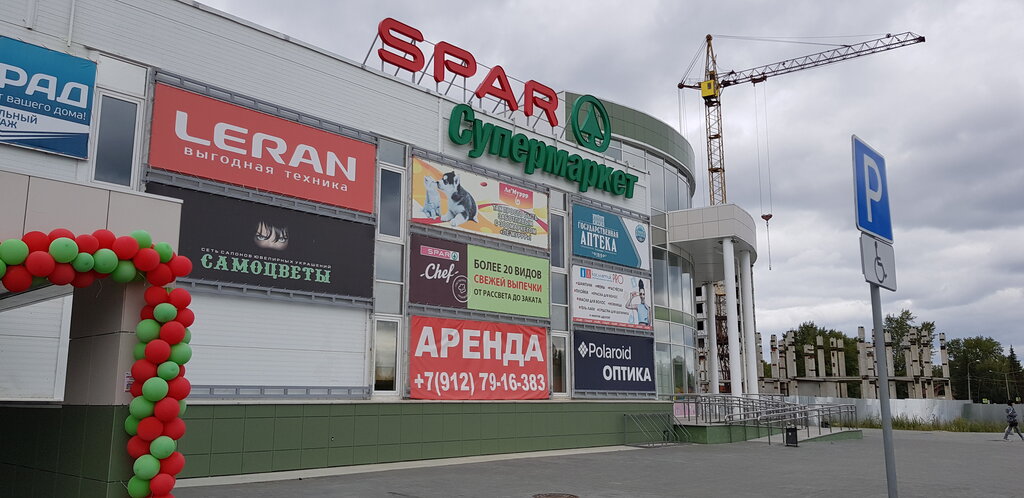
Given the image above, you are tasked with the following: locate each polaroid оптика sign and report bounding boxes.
[573,330,655,393]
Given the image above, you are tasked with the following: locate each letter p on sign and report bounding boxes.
[852,135,893,243]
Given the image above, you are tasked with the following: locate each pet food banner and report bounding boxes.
[572,204,650,270]
[409,234,549,318]
[411,156,549,249]
[409,315,548,400]
[571,265,652,330]
[147,183,374,297]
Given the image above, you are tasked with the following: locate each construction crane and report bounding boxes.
[678,32,925,206]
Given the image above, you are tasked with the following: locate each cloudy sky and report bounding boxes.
[200,0,1024,357]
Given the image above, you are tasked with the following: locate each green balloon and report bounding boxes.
[0,259,6,279]
[48,237,79,263]
[124,414,140,435]
[153,303,178,323]
[149,435,176,459]
[92,248,118,274]
[0,239,29,265]
[157,361,180,381]
[183,328,191,344]
[126,476,150,498]
[169,343,192,365]
[71,252,94,272]
[129,396,154,418]
[142,377,168,402]
[179,399,188,417]
[136,319,161,343]
[133,454,160,480]
[133,343,146,360]
[131,230,153,249]
[154,242,174,263]
[112,260,138,283]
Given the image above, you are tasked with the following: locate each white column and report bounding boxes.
[705,283,719,394]
[722,238,742,396]
[740,250,758,395]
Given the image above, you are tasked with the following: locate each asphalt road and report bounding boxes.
[176,429,1023,497]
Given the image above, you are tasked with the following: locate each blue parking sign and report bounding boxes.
[852,135,893,243]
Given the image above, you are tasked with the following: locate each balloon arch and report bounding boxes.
[0,228,194,498]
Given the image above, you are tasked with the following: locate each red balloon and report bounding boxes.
[48,228,75,241]
[168,288,191,309]
[47,263,76,285]
[92,229,116,249]
[70,270,96,288]
[160,451,186,475]
[145,339,172,363]
[112,236,140,260]
[137,416,164,441]
[147,264,175,287]
[133,248,161,272]
[22,231,50,252]
[160,321,186,345]
[2,266,33,292]
[126,435,150,459]
[140,305,155,320]
[144,286,169,306]
[177,365,186,378]
[74,233,99,254]
[162,417,186,440]
[149,473,176,496]
[168,255,193,277]
[25,251,56,277]
[154,398,180,422]
[131,359,158,382]
[166,377,191,401]
[130,381,143,398]
[176,308,195,328]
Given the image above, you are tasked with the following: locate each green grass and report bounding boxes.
[859,415,1006,432]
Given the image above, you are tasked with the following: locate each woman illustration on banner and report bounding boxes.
[625,279,650,326]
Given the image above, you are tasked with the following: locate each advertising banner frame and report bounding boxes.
[571,265,652,331]
[571,204,651,270]
[572,330,656,394]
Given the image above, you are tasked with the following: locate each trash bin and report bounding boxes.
[785,427,798,447]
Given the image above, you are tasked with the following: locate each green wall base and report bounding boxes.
[679,424,782,444]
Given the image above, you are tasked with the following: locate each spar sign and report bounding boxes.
[409,316,548,400]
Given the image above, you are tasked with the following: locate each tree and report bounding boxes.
[782,321,860,398]
[946,336,1006,402]
[883,309,936,398]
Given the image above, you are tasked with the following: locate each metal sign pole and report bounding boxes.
[871,282,898,498]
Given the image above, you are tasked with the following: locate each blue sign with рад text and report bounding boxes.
[852,135,893,243]
[0,36,96,159]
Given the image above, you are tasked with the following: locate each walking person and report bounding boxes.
[1004,401,1024,441]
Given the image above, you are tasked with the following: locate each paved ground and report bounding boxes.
[176,429,1023,497]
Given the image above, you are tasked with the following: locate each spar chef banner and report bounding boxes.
[572,265,652,330]
[411,156,549,249]
[148,83,376,212]
[572,204,650,270]
[409,316,548,400]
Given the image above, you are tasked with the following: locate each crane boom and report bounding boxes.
[677,32,925,205]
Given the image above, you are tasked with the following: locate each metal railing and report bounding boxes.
[623,412,689,447]
[668,394,857,445]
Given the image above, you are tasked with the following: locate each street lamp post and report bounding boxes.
[967,360,979,403]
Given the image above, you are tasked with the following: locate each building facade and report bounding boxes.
[0,1,759,494]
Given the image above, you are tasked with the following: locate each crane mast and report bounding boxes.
[679,31,925,206]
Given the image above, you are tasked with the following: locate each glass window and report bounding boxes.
[654,320,670,343]
[686,347,698,392]
[550,190,565,211]
[550,214,564,268]
[378,139,405,166]
[650,165,665,211]
[93,95,137,186]
[378,169,402,237]
[670,322,685,345]
[375,241,403,282]
[684,326,696,347]
[679,175,692,209]
[665,171,680,211]
[680,262,694,315]
[374,282,402,314]
[672,345,687,393]
[668,252,683,311]
[373,320,398,391]
[653,248,668,307]
[551,305,568,330]
[550,335,567,393]
[551,273,567,305]
[696,303,704,315]
[656,343,672,396]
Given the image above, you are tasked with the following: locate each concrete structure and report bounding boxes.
[0,1,760,495]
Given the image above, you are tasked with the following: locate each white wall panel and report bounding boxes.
[0,295,73,401]
[186,293,368,387]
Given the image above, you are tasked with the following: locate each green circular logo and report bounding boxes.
[570,95,611,153]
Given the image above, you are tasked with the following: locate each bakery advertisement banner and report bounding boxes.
[147,183,374,298]
[409,315,548,400]
[148,83,376,212]
[572,204,650,270]
[409,234,549,318]
[411,156,549,249]
[571,265,653,330]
